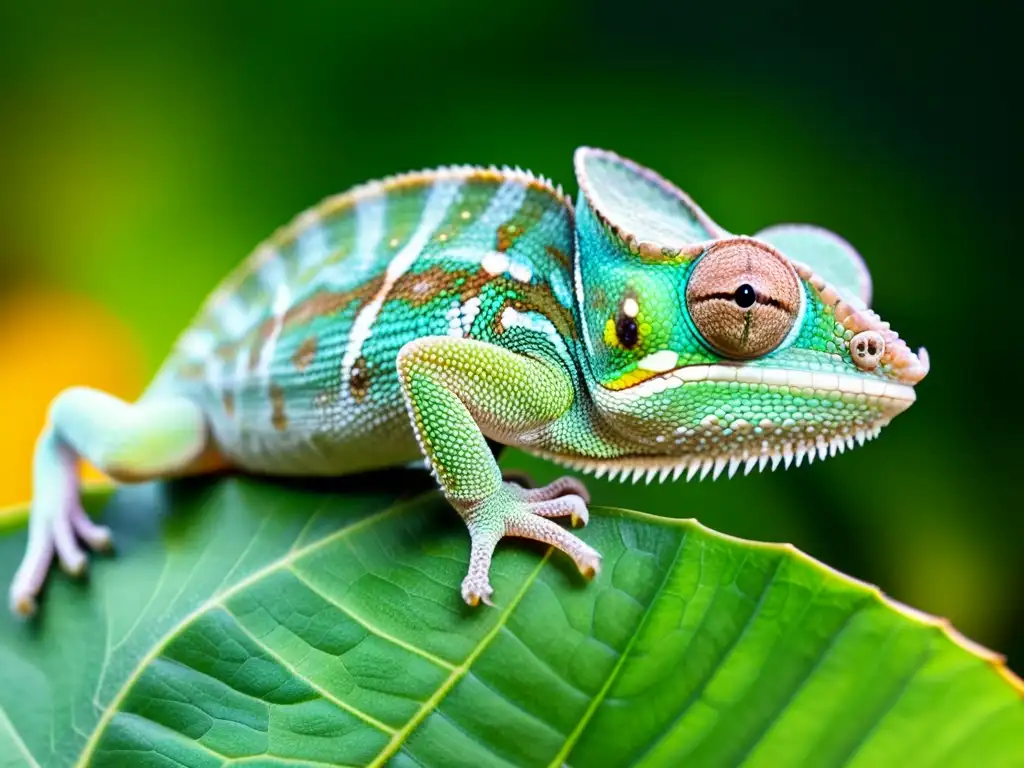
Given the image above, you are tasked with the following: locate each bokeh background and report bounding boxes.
[1,1,1019,673]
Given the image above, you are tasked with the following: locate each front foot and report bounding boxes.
[459,476,600,607]
[9,497,112,618]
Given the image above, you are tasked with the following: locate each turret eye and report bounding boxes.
[615,295,640,348]
[734,283,756,309]
[685,241,801,359]
[616,314,639,348]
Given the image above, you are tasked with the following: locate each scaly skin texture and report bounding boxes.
[8,147,929,615]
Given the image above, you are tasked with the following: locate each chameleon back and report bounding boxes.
[149,167,579,474]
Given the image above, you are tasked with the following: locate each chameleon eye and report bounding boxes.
[614,295,640,348]
[616,313,639,348]
[685,240,801,359]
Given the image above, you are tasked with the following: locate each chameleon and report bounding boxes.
[8,147,930,616]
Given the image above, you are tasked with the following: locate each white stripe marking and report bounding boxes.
[471,178,528,234]
[232,340,250,385]
[206,353,224,390]
[319,194,387,285]
[178,330,216,357]
[355,195,387,263]
[296,211,330,272]
[341,180,463,387]
[216,297,253,337]
[256,246,286,293]
[256,284,292,378]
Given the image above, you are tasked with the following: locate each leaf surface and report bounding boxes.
[0,476,1020,768]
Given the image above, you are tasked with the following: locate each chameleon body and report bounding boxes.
[8,147,930,615]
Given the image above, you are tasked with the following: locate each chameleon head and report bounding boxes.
[572,147,929,472]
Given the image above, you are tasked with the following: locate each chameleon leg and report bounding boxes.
[398,337,601,606]
[9,387,212,617]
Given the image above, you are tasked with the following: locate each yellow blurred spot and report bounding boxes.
[0,288,144,509]
[603,317,620,347]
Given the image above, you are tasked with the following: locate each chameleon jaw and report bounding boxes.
[579,360,918,484]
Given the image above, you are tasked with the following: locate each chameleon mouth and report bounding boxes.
[622,362,916,408]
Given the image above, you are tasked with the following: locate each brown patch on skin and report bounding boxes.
[389,266,455,307]
[293,336,318,371]
[349,355,371,403]
[283,277,382,329]
[222,391,235,418]
[496,220,525,252]
[491,281,578,341]
[589,286,608,313]
[544,244,571,269]
[270,384,289,431]
[389,265,494,308]
[209,277,383,376]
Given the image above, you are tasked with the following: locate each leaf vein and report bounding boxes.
[220,605,397,735]
[288,566,457,671]
[107,710,231,763]
[0,703,41,768]
[833,642,936,766]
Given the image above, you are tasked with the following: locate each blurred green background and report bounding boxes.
[1,1,1020,674]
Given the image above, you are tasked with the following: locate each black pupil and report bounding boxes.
[617,314,639,348]
[734,284,756,309]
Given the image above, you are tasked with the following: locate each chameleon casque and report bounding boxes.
[9,147,930,616]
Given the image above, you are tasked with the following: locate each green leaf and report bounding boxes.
[0,476,1020,768]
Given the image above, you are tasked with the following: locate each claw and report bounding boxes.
[71,505,113,551]
[577,550,602,580]
[461,577,495,608]
[58,551,87,578]
[568,498,590,528]
[11,593,36,618]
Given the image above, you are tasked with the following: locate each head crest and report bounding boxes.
[574,147,725,260]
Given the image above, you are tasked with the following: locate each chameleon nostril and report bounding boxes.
[850,330,885,371]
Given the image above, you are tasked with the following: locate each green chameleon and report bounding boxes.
[9,147,929,616]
